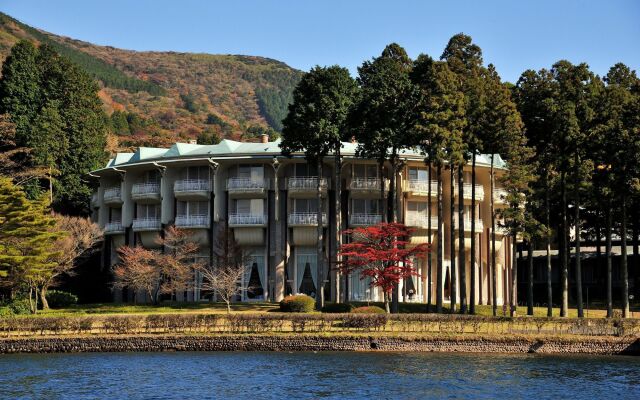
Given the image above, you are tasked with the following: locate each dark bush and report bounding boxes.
[46,291,78,308]
[6,299,32,315]
[103,316,142,334]
[352,306,386,314]
[321,303,353,313]
[279,295,315,313]
[342,314,388,330]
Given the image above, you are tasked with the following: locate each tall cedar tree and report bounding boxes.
[281,65,358,310]
[0,40,107,214]
[349,44,422,313]
[339,223,430,313]
[411,57,466,313]
[477,65,523,316]
[441,33,485,314]
[514,68,558,316]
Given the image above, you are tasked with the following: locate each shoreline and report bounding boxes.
[1,334,639,355]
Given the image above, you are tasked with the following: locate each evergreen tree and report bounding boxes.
[281,65,358,310]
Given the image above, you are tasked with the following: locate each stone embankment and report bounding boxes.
[1,335,638,355]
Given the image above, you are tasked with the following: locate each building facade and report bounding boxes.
[90,137,513,305]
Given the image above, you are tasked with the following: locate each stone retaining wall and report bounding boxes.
[1,335,639,355]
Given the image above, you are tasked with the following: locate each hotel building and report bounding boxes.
[90,136,513,305]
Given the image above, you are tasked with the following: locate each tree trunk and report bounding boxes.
[450,165,457,313]
[560,170,568,317]
[390,157,399,314]
[510,232,518,317]
[574,153,584,318]
[427,160,433,313]
[470,154,477,314]
[226,300,231,314]
[436,164,444,313]
[527,240,534,316]
[40,286,49,310]
[316,159,325,311]
[458,165,466,313]
[545,177,552,317]
[384,292,390,314]
[334,149,342,303]
[606,205,613,318]
[490,156,497,316]
[621,193,629,318]
[634,207,639,304]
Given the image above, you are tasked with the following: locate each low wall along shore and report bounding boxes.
[1,313,639,355]
[1,334,639,355]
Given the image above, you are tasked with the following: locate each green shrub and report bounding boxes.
[322,303,353,313]
[352,306,386,314]
[7,299,32,315]
[279,295,315,313]
[46,291,78,308]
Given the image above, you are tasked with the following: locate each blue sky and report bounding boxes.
[1,0,639,82]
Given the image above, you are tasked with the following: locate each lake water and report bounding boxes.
[0,352,638,399]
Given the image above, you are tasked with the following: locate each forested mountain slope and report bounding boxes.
[0,12,302,148]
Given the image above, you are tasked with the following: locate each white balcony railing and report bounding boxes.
[453,217,484,232]
[493,188,508,204]
[104,221,124,234]
[175,214,209,228]
[350,177,389,191]
[405,180,438,195]
[103,187,122,203]
[132,218,162,231]
[132,182,161,196]
[228,213,267,226]
[454,183,485,201]
[288,212,328,226]
[405,212,439,229]
[350,213,383,226]
[226,177,269,191]
[287,177,329,191]
[174,179,210,193]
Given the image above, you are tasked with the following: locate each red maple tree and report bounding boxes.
[338,222,430,313]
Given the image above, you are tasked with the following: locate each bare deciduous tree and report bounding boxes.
[114,246,162,303]
[195,225,250,313]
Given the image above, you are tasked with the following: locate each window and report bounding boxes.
[146,170,160,184]
[109,208,122,223]
[295,163,318,176]
[353,164,377,179]
[408,167,429,181]
[177,201,209,217]
[237,164,263,180]
[234,199,263,215]
[293,198,319,213]
[185,166,209,181]
[137,204,160,219]
[352,199,381,214]
[407,201,428,214]
[296,250,317,297]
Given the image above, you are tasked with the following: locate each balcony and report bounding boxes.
[349,177,389,198]
[175,214,210,229]
[403,180,438,197]
[132,218,162,232]
[405,212,439,230]
[453,183,485,202]
[226,177,269,198]
[103,187,123,206]
[453,217,484,233]
[288,212,328,227]
[132,183,161,203]
[287,177,329,198]
[493,188,508,206]
[228,213,267,227]
[174,179,210,200]
[349,213,383,227]
[104,221,124,235]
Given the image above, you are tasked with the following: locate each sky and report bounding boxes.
[1,0,639,82]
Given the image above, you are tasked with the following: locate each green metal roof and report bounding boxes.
[97,138,507,173]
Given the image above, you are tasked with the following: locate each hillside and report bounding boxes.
[0,12,302,149]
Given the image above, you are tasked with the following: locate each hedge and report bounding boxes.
[1,313,639,337]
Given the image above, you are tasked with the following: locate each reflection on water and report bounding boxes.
[0,351,639,399]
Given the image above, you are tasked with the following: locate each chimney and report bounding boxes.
[189,139,197,145]
[261,133,269,144]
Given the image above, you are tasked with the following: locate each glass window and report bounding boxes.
[409,168,429,181]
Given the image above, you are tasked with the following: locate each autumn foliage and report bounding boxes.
[338,223,430,312]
